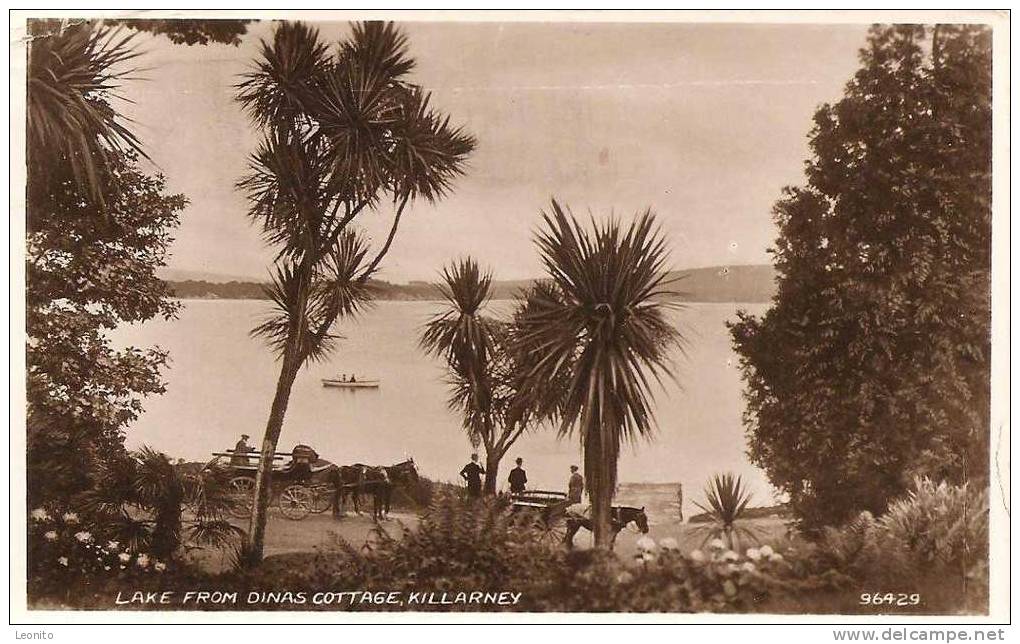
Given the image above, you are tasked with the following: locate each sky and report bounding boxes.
[121,19,869,283]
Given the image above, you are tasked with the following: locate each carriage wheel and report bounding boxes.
[228,476,256,519]
[279,485,313,521]
[309,487,333,514]
[540,513,569,547]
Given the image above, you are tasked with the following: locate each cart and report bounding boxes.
[207,445,335,521]
[509,490,574,546]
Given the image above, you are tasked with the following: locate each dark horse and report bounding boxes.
[564,505,649,549]
[339,459,419,520]
[331,465,368,516]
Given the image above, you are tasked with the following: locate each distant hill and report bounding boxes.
[164,264,777,303]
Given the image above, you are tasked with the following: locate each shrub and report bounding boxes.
[27,504,174,605]
[807,478,989,612]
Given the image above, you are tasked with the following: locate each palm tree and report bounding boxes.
[420,259,556,494]
[236,21,474,561]
[78,447,243,559]
[27,19,145,213]
[515,200,683,548]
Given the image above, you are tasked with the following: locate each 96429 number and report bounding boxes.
[860,593,921,606]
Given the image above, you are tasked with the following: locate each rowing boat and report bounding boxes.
[321,379,380,389]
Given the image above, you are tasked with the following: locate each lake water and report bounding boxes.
[111,299,777,517]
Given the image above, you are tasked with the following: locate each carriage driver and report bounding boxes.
[231,434,253,466]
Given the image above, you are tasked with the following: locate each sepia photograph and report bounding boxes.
[10,9,1010,625]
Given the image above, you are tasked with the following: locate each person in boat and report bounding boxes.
[231,434,253,466]
[508,457,527,495]
[459,453,485,498]
[350,375,357,383]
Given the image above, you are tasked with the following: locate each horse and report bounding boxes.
[353,459,419,521]
[331,465,367,516]
[564,505,649,550]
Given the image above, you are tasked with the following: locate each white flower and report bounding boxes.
[636,536,656,552]
[106,541,119,551]
[708,538,726,550]
[73,531,92,543]
[31,508,50,521]
[118,552,131,563]
[44,531,58,541]
[759,545,774,557]
[745,547,761,561]
[741,561,756,573]
[136,554,150,568]
[57,557,69,567]
[768,552,784,563]
[723,580,738,597]
[641,552,656,563]
[154,561,166,573]
[658,537,679,551]
[689,549,706,562]
[723,550,739,562]
[104,566,111,571]
[62,512,79,524]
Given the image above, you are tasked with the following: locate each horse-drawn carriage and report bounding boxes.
[509,490,650,548]
[206,445,420,522]
[206,444,336,521]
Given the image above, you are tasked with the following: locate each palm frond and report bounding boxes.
[513,200,684,515]
[235,21,330,127]
[27,19,146,205]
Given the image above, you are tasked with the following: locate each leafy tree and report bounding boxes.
[515,201,683,548]
[24,17,247,506]
[420,259,561,494]
[104,18,252,46]
[236,21,474,561]
[26,152,185,504]
[729,25,992,530]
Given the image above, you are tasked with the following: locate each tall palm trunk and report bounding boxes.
[247,344,302,561]
[585,434,614,549]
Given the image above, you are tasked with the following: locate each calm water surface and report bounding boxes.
[111,300,776,515]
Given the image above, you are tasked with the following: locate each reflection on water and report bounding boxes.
[110,299,777,517]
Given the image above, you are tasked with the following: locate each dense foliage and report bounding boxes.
[104,18,252,46]
[28,480,986,614]
[26,152,185,504]
[729,25,992,529]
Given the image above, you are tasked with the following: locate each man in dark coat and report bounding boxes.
[508,457,527,495]
[567,465,584,503]
[459,453,485,498]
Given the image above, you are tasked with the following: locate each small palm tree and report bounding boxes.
[515,200,683,548]
[78,447,243,559]
[237,21,474,560]
[421,259,558,494]
[692,473,760,550]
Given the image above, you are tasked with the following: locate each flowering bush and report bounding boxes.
[28,504,169,601]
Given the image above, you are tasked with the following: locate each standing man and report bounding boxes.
[231,434,252,466]
[567,465,584,503]
[459,453,485,498]
[508,457,528,495]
